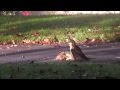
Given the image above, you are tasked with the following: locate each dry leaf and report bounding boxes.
[16,33,24,37]
[53,42,60,47]
[3,42,7,45]
[11,40,16,45]
[22,39,31,44]
[31,31,39,37]
[6,46,10,49]
[13,44,18,47]
[43,38,52,45]
[31,41,36,44]
[116,32,120,35]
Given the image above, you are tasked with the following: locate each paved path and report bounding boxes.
[0,42,120,64]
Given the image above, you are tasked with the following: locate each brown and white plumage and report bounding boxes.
[56,34,90,61]
[67,35,90,60]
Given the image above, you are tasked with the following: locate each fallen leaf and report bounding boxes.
[31,31,40,37]
[53,43,61,47]
[116,32,120,35]
[88,29,91,31]
[10,45,14,47]
[6,40,16,45]
[31,41,36,44]
[13,44,18,47]
[6,46,10,49]
[83,45,90,47]
[43,38,52,45]
[22,39,31,44]
[16,33,24,37]
[26,45,31,48]
[3,42,7,45]
[11,40,16,45]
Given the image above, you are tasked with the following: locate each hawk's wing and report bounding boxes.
[72,45,89,59]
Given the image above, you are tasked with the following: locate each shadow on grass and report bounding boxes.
[0,14,120,36]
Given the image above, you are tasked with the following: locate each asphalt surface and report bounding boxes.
[0,42,120,64]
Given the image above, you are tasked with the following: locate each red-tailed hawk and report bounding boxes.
[66,35,90,61]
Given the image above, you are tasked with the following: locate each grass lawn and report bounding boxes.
[0,61,120,79]
[0,14,120,79]
[0,14,120,44]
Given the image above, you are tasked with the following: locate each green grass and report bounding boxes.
[0,14,120,43]
[0,61,120,79]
